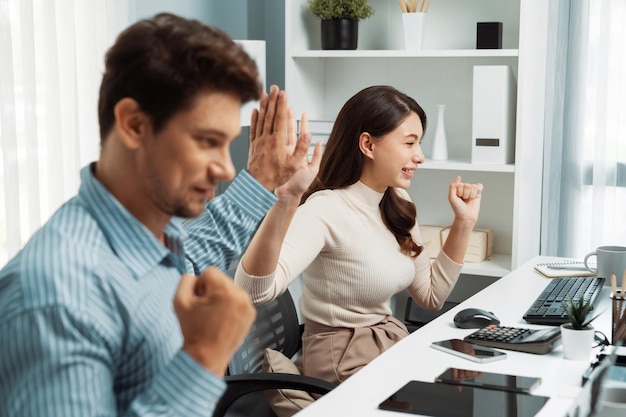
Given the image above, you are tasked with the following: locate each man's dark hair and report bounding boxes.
[98,13,262,141]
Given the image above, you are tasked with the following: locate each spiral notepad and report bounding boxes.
[534,260,596,278]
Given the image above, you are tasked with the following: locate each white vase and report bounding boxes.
[431,104,448,160]
[560,323,595,361]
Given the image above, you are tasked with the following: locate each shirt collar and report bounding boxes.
[78,164,187,278]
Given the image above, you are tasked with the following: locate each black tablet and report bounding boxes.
[378,380,549,416]
[435,368,541,394]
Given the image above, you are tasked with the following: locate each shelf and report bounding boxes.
[286,0,544,273]
[429,254,511,277]
[460,253,511,277]
[421,159,515,173]
[290,49,519,59]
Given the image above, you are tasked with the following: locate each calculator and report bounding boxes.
[464,325,562,354]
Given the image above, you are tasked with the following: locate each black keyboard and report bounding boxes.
[523,276,606,325]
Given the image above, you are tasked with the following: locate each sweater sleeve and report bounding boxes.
[407,221,463,310]
[393,187,464,310]
[235,197,329,304]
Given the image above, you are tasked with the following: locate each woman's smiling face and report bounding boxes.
[360,112,425,192]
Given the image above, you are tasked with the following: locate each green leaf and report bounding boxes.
[307,0,375,21]
[562,293,599,330]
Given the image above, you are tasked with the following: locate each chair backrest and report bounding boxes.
[404,297,458,330]
[228,288,301,375]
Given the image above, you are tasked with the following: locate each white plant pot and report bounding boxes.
[560,323,594,361]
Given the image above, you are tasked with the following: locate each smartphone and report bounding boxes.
[430,338,507,363]
[435,368,541,393]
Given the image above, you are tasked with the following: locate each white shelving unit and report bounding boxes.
[290,49,519,58]
[285,0,549,277]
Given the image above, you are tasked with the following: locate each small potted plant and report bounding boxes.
[560,294,600,360]
[307,0,375,50]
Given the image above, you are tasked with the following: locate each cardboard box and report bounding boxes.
[418,225,445,258]
[441,227,494,263]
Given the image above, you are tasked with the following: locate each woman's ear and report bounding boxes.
[359,132,375,160]
[113,98,149,150]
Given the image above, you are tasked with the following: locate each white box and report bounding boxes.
[419,225,445,258]
[471,65,517,164]
[236,41,265,127]
[441,228,494,263]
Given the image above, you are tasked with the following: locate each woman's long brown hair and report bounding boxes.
[302,86,426,258]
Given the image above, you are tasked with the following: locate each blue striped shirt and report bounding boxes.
[0,164,276,417]
[184,171,277,275]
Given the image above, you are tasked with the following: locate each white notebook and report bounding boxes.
[534,259,596,278]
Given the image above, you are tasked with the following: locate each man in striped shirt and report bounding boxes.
[0,13,315,417]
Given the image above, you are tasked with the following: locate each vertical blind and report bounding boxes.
[0,0,127,266]
[542,0,626,257]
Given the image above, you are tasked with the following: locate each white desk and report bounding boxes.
[295,256,614,416]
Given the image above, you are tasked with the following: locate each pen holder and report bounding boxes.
[610,290,626,345]
[401,13,425,50]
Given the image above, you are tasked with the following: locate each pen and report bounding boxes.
[611,274,617,299]
[621,270,626,300]
[547,265,589,271]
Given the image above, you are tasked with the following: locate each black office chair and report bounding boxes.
[213,288,336,417]
[404,297,458,332]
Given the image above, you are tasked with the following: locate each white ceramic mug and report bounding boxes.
[584,246,626,280]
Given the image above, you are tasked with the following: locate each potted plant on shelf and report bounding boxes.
[560,294,601,360]
[307,0,375,50]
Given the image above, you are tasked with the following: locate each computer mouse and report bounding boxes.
[453,308,500,329]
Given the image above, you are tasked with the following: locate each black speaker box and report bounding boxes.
[476,22,503,49]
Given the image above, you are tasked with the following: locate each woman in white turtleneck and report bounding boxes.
[235,85,483,386]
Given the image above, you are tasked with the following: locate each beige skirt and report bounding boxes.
[301,316,409,385]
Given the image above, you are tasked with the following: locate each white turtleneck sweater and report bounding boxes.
[235,181,463,328]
